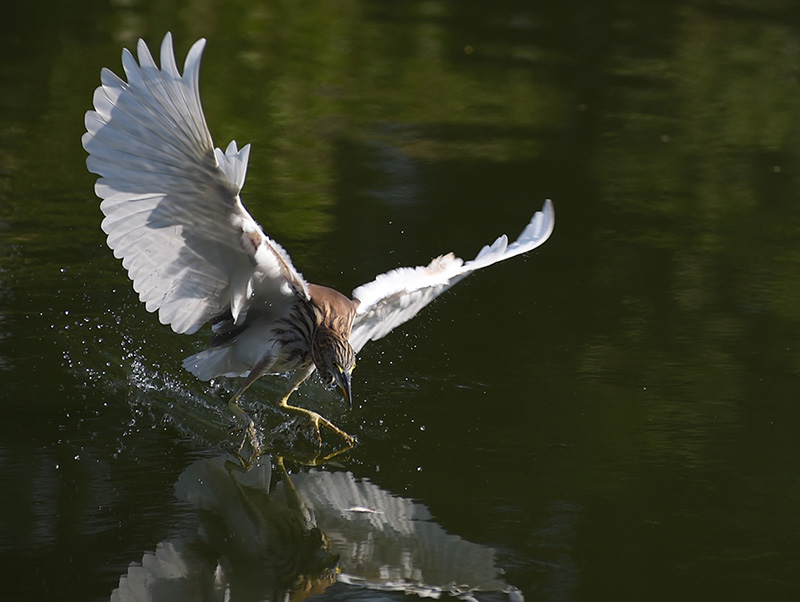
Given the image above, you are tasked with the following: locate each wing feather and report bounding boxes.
[83,33,308,335]
[350,199,554,353]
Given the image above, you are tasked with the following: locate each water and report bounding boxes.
[3,1,800,600]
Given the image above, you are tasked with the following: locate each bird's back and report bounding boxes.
[181,285,355,381]
[307,284,358,334]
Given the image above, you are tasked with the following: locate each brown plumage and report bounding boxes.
[307,285,358,405]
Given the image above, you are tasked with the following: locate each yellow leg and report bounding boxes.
[278,365,356,448]
[225,354,277,462]
[278,393,356,448]
[228,398,260,464]
[228,364,356,458]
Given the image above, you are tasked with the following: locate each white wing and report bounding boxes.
[82,33,308,335]
[350,199,554,353]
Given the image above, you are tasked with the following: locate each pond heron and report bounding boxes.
[82,33,555,452]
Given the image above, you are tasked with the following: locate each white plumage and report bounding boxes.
[84,34,308,340]
[83,33,554,409]
[350,200,554,352]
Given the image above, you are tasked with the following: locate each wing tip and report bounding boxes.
[538,198,555,239]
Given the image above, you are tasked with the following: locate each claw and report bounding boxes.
[227,384,355,467]
[228,399,260,466]
[280,402,356,450]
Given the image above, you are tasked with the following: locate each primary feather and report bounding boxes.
[82,33,308,338]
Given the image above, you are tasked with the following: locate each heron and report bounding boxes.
[82,33,555,453]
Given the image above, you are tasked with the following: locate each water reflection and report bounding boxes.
[111,453,522,602]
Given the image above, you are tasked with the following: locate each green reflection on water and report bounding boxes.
[4,1,800,601]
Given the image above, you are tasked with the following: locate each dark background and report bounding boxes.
[3,1,800,600]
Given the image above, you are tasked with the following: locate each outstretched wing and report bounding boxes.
[82,33,308,335]
[349,199,554,353]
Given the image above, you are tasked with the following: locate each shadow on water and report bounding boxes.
[110,452,523,602]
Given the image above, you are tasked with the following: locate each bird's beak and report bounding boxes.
[336,367,353,410]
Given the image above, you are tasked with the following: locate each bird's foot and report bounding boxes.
[228,399,261,467]
[279,402,356,449]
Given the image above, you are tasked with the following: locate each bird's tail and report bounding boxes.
[182,345,251,380]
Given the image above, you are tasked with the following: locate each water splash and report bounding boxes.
[59,307,357,459]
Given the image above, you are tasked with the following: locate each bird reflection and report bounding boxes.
[110,454,523,601]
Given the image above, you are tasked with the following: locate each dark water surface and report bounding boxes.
[4,1,800,600]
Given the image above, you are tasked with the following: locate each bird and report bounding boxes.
[82,33,555,453]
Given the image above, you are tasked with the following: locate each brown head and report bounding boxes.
[308,284,358,408]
